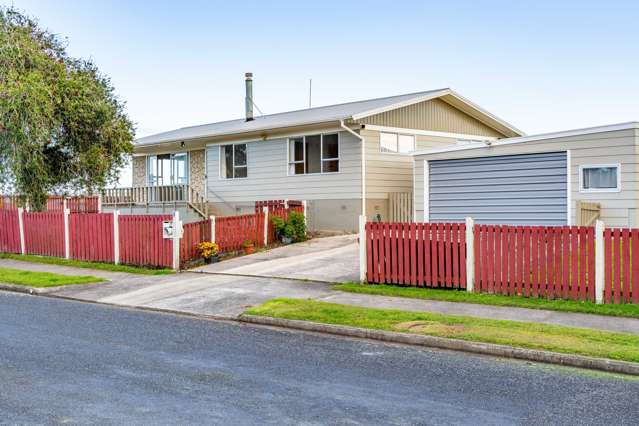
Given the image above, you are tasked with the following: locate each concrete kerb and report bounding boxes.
[2,284,639,377]
[238,314,639,377]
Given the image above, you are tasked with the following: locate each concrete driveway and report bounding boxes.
[193,234,359,283]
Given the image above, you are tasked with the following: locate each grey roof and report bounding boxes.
[134,89,450,146]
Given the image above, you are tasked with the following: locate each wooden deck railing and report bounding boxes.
[101,185,208,217]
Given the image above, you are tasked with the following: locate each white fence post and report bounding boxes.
[263,206,269,246]
[302,200,308,229]
[17,207,26,255]
[465,217,475,292]
[63,197,68,212]
[97,194,102,213]
[210,215,216,243]
[172,210,181,271]
[595,220,605,304]
[359,215,367,283]
[113,210,120,265]
[63,208,70,259]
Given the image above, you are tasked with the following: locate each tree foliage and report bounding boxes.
[0,7,134,210]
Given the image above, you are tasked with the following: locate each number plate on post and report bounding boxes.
[162,221,173,239]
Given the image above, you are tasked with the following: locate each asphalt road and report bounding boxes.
[1,293,639,425]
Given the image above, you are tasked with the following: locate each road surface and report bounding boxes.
[1,291,638,425]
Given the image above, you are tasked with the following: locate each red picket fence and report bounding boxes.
[180,220,211,263]
[69,213,114,263]
[23,212,65,257]
[0,210,21,253]
[119,215,173,268]
[475,225,596,301]
[0,195,99,213]
[604,228,639,304]
[366,222,467,288]
[215,213,266,252]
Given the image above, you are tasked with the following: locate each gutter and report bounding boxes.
[340,120,366,217]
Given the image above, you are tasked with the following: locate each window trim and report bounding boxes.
[379,131,415,154]
[579,163,621,193]
[219,142,248,180]
[287,132,341,176]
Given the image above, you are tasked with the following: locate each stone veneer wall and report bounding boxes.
[189,149,206,196]
[132,156,146,187]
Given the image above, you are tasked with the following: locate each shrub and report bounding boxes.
[287,211,307,242]
[198,242,220,259]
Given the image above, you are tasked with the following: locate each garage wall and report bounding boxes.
[428,152,567,225]
[414,127,639,227]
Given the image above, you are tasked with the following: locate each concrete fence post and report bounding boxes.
[595,220,605,304]
[113,210,120,265]
[302,200,308,229]
[262,206,269,246]
[359,215,367,283]
[465,217,475,292]
[172,210,181,271]
[63,197,68,212]
[210,215,216,243]
[63,208,70,259]
[97,194,103,213]
[17,207,26,255]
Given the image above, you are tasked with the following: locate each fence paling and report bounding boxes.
[180,220,210,262]
[119,215,172,268]
[69,213,114,262]
[0,210,21,253]
[215,213,262,252]
[23,212,65,257]
[366,222,466,288]
[603,227,639,304]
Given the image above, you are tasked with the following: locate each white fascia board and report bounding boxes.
[362,124,498,141]
[350,90,450,121]
[411,121,639,157]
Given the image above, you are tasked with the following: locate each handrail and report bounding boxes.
[101,184,209,218]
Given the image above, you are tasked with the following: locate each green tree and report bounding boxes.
[0,8,134,210]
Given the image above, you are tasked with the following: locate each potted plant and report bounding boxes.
[198,242,220,264]
[242,239,255,255]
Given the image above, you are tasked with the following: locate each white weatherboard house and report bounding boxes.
[413,122,639,227]
[105,74,522,231]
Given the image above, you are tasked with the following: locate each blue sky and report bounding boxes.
[5,1,639,182]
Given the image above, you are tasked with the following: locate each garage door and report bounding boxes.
[428,151,567,225]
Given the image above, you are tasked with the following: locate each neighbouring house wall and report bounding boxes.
[206,130,363,231]
[361,129,459,221]
[356,98,505,138]
[132,156,146,187]
[414,128,639,227]
[189,149,206,196]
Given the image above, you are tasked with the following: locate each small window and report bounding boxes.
[288,133,339,175]
[380,132,414,153]
[580,164,620,192]
[220,144,247,179]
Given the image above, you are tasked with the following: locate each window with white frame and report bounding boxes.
[288,133,339,175]
[379,132,415,153]
[220,144,247,179]
[580,164,620,192]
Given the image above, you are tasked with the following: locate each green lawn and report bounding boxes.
[245,298,639,363]
[0,266,105,288]
[332,283,639,319]
[0,253,173,275]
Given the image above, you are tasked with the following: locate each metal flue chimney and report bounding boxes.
[245,72,254,121]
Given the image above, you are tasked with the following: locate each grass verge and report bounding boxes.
[0,266,105,288]
[0,253,173,275]
[332,283,639,319]
[245,298,639,363]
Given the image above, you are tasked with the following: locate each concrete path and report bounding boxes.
[3,257,639,335]
[192,234,359,283]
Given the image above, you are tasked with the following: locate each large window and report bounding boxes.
[147,153,188,186]
[580,164,620,192]
[220,144,247,179]
[288,133,339,175]
[379,132,415,153]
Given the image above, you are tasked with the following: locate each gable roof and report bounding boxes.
[134,88,523,147]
